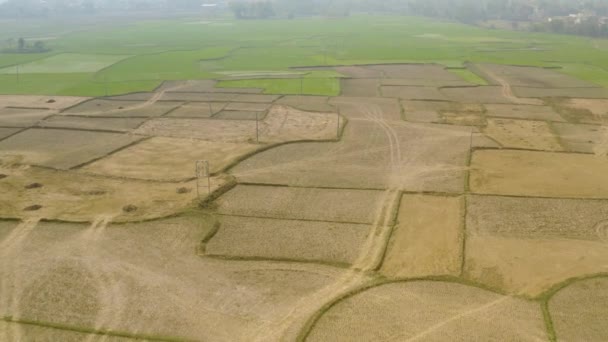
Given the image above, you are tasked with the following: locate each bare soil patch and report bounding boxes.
[483,119,563,151]
[216,185,384,224]
[83,137,260,181]
[441,86,514,104]
[224,102,272,112]
[472,133,501,148]
[0,216,345,340]
[341,79,380,97]
[381,78,470,87]
[465,195,608,296]
[215,110,266,120]
[477,64,598,88]
[275,95,334,112]
[232,94,280,103]
[470,149,608,198]
[231,120,471,193]
[0,95,88,110]
[484,104,565,122]
[306,281,546,342]
[334,66,383,79]
[166,102,225,118]
[161,92,237,102]
[330,96,402,120]
[558,98,608,124]
[0,108,54,127]
[550,277,608,342]
[368,64,465,81]
[0,128,20,140]
[206,216,371,265]
[105,92,155,101]
[63,99,181,118]
[0,165,214,222]
[136,105,340,143]
[440,104,486,126]
[381,86,447,101]
[0,129,142,170]
[513,87,608,99]
[381,194,462,278]
[38,116,147,132]
[553,122,608,154]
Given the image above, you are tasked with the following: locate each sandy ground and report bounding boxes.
[553,123,607,154]
[0,128,20,141]
[381,194,463,278]
[0,129,142,170]
[216,185,384,224]
[550,277,608,341]
[470,149,608,198]
[465,195,608,296]
[0,164,219,222]
[306,281,547,342]
[206,216,371,265]
[0,95,88,110]
[0,216,346,341]
[83,137,260,181]
[483,118,563,151]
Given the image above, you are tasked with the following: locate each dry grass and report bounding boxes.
[483,119,563,151]
[306,281,547,342]
[381,194,463,278]
[470,149,608,198]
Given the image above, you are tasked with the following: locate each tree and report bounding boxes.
[17,37,25,51]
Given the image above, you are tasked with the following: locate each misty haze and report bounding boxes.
[0,0,607,341]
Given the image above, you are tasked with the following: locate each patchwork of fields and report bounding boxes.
[0,15,608,342]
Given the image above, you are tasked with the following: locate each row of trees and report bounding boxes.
[2,38,50,54]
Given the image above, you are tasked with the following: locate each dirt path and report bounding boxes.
[476,65,536,105]
[249,188,401,341]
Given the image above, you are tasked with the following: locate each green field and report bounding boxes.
[1,15,608,96]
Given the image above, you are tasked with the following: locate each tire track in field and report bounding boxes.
[0,218,40,342]
[250,188,401,342]
[475,65,537,105]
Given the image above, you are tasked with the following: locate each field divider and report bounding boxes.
[214,213,371,226]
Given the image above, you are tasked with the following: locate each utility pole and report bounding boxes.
[16,64,19,84]
[255,112,259,143]
[104,75,108,97]
[300,77,303,95]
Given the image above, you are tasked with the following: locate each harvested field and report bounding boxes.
[333,66,383,79]
[470,149,608,198]
[552,123,607,154]
[38,116,147,132]
[161,92,237,102]
[440,105,486,126]
[214,110,266,120]
[472,133,501,148]
[306,281,546,342]
[0,216,345,340]
[368,64,465,82]
[135,105,340,143]
[206,216,371,265]
[558,98,608,124]
[330,97,402,120]
[216,185,383,224]
[476,64,599,88]
[232,94,280,103]
[441,86,513,104]
[231,120,470,193]
[0,95,88,110]
[484,104,565,122]
[275,95,334,112]
[380,86,447,101]
[402,100,481,124]
[483,119,563,151]
[224,102,272,112]
[550,277,608,342]
[0,164,213,222]
[340,79,380,97]
[513,87,608,99]
[0,129,142,170]
[105,92,155,101]
[380,78,469,87]
[166,102,225,118]
[83,137,260,181]
[0,128,20,140]
[381,194,462,278]
[0,108,54,127]
[63,99,181,118]
[465,195,608,296]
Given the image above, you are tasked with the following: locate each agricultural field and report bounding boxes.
[0,13,608,342]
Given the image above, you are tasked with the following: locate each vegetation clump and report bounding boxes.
[2,37,50,54]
